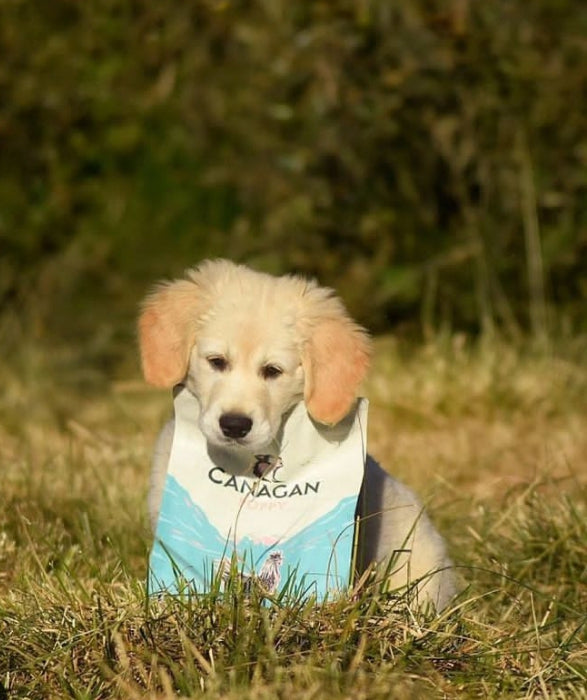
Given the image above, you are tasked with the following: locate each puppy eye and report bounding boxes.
[208,356,229,372]
[261,364,283,380]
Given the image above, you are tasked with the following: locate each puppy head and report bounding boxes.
[139,260,371,450]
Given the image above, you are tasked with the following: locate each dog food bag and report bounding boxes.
[148,387,367,601]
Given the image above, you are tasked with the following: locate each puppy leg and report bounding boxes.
[358,456,455,610]
[149,418,175,531]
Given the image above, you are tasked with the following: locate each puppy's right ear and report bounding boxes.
[138,279,202,387]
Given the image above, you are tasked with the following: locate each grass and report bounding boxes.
[0,334,586,698]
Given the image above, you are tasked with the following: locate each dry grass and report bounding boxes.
[368,336,586,498]
[0,334,585,698]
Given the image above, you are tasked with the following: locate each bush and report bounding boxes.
[1,0,586,341]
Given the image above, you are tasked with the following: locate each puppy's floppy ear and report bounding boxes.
[300,289,371,425]
[138,278,204,388]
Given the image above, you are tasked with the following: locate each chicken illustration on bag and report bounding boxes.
[216,551,284,594]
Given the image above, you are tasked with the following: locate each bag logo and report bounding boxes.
[207,454,321,498]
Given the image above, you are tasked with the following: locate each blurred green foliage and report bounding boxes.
[1,0,586,346]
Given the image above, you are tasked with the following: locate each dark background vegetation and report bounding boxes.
[1,0,586,373]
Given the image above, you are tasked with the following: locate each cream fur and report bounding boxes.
[139,259,455,610]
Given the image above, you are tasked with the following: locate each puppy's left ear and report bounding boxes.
[138,279,203,388]
[302,302,371,426]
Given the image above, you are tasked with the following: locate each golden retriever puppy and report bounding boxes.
[139,259,455,610]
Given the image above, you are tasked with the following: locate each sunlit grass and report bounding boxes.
[1,335,585,698]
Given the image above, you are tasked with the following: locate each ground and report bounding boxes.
[0,336,585,698]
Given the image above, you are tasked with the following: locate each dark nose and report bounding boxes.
[219,413,253,439]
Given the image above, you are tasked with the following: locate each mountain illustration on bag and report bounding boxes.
[149,474,359,598]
